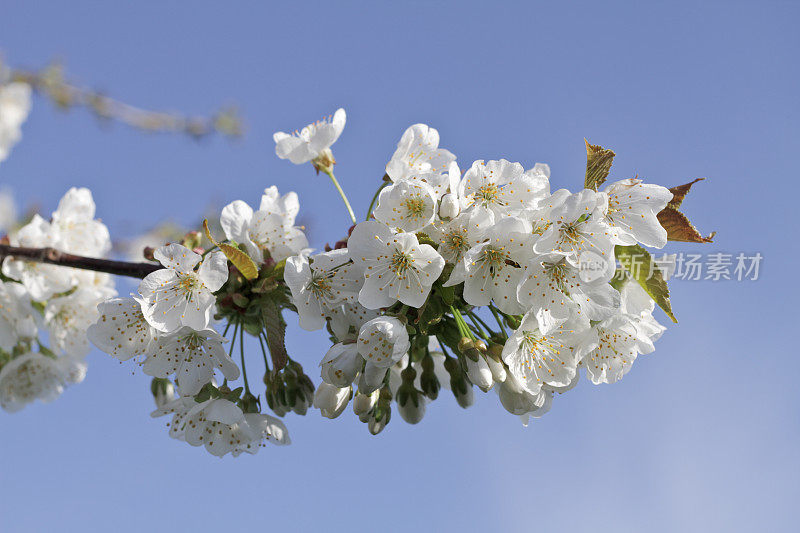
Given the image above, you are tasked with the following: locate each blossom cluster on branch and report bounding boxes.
[0,89,713,457]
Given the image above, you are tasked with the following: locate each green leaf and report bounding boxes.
[584,139,615,191]
[261,298,288,371]
[203,219,259,280]
[615,244,677,323]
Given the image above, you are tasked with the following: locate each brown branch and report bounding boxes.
[0,244,160,279]
[4,61,243,139]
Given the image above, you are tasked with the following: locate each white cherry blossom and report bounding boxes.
[152,398,288,457]
[143,327,239,396]
[356,316,410,392]
[348,220,444,309]
[426,207,494,264]
[496,371,553,426]
[517,254,620,333]
[45,287,113,357]
[577,314,655,384]
[50,187,111,257]
[0,82,32,164]
[220,187,308,263]
[373,180,437,233]
[87,296,155,361]
[0,352,65,412]
[385,123,455,182]
[458,159,549,218]
[533,189,615,270]
[138,244,228,333]
[273,108,346,165]
[0,280,37,351]
[285,249,362,331]
[502,311,592,394]
[599,178,673,248]
[313,382,351,419]
[2,215,73,301]
[445,216,534,314]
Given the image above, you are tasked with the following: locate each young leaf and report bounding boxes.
[261,299,288,371]
[584,139,615,191]
[657,208,716,243]
[202,219,259,280]
[615,244,677,323]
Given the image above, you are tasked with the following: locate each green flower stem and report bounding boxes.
[258,332,270,372]
[489,305,509,336]
[322,168,357,225]
[450,306,475,340]
[239,325,250,393]
[465,310,492,340]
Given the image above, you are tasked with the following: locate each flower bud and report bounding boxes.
[464,355,493,392]
[150,378,175,409]
[439,193,460,220]
[444,356,474,408]
[396,384,426,425]
[420,355,440,400]
[458,337,481,362]
[313,383,351,419]
[353,389,379,420]
[485,356,507,383]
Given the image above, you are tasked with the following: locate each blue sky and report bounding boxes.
[1,1,798,531]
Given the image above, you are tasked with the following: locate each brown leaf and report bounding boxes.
[584,139,615,191]
[667,177,705,209]
[657,208,716,243]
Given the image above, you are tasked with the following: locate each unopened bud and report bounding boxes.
[150,378,175,409]
[464,355,494,392]
[397,385,426,425]
[353,390,379,420]
[439,193,460,220]
[143,246,156,261]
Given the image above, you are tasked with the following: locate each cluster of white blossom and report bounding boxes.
[1,102,690,457]
[85,186,307,456]
[280,112,672,428]
[0,187,115,411]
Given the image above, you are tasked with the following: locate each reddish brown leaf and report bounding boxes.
[667,177,705,209]
[657,208,715,243]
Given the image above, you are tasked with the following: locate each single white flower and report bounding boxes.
[426,207,494,264]
[0,352,65,412]
[0,280,37,351]
[313,382,351,419]
[444,216,534,314]
[50,187,111,257]
[327,302,381,343]
[373,180,437,233]
[620,279,666,343]
[577,314,655,384]
[45,287,112,357]
[285,249,362,331]
[458,159,549,218]
[385,123,456,183]
[152,398,288,457]
[220,187,309,263]
[320,342,361,387]
[496,371,553,426]
[0,82,32,164]
[599,178,673,248]
[57,355,88,385]
[143,327,239,396]
[2,215,74,301]
[502,311,592,395]
[273,108,346,165]
[356,316,410,392]
[348,220,444,309]
[87,296,155,361]
[138,244,228,333]
[533,189,615,270]
[517,254,620,333]
[352,389,379,419]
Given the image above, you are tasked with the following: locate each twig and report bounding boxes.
[0,244,160,279]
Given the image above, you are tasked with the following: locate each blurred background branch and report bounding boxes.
[1,56,244,139]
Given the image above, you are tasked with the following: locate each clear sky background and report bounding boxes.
[1,1,798,531]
